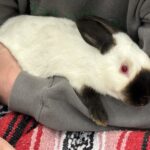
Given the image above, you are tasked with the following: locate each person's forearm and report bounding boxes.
[0,137,15,150]
[9,71,107,131]
[0,43,21,103]
[0,0,21,102]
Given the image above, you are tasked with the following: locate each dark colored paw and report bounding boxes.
[89,106,108,126]
[79,86,109,126]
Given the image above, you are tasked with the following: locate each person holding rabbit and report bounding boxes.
[1,0,150,148]
[0,0,150,132]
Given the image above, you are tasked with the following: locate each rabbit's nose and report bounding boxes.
[123,69,150,106]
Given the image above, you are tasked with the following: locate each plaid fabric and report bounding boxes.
[0,106,150,150]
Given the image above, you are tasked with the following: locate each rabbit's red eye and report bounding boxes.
[120,65,128,74]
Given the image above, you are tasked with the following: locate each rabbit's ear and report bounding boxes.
[76,16,117,54]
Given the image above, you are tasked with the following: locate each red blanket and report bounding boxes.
[0,110,150,149]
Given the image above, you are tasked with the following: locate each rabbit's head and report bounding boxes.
[77,16,150,106]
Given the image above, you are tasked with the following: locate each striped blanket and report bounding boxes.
[0,106,150,150]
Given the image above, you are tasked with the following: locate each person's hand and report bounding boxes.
[0,43,21,105]
[0,137,15,150]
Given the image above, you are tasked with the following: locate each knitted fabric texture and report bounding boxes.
[0,106,150,150]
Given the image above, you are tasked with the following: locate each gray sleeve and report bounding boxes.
[9,71,115,131]
[138,15,150,56]
[0,0,19,25]
[9,72,150,131]
[137,0,150,56]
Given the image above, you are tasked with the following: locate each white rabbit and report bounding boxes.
[0,15,150,125]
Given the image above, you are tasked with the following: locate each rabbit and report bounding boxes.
[0,15,150,126]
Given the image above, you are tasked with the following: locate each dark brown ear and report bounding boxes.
[76,16,117,54]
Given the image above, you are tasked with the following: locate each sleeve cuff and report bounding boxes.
[8,71,53,120]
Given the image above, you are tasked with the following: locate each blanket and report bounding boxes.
[0,106,150,150]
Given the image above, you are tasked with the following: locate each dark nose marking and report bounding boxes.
[123,69,150,106]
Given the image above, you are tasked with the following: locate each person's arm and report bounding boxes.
[138,16,150,56]
[0,137,15,150]
[0,43,21,103]
[0,0,20,150]
[0,0,23,102]
[9,70,106,131]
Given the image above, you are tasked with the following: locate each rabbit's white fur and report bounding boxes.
[0,15,150,102]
